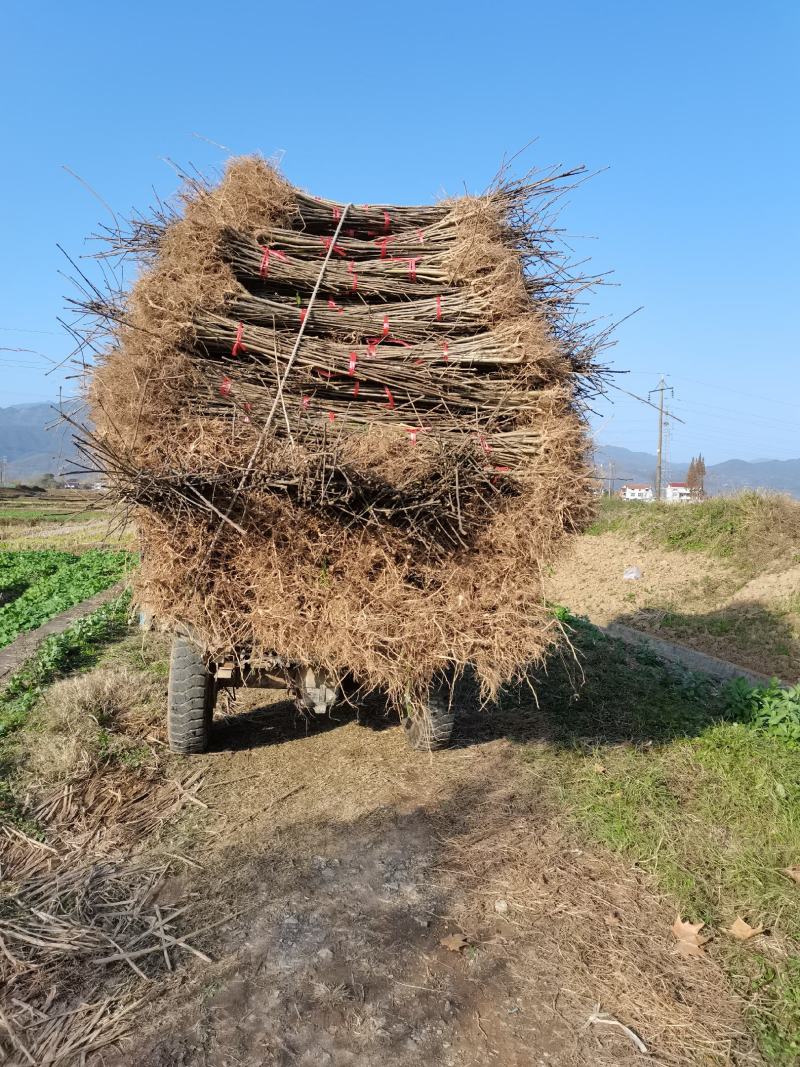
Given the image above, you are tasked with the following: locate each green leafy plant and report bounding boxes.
[0,550,133,649]
[725,678,800,743]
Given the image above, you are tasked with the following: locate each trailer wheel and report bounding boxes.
[402,678,456,752]
[168,636,215,754]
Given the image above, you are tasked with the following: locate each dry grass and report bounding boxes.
[590,492,800,576]
[442,795,756,1065]
[20,666,162,785]
[0,641,212,1064]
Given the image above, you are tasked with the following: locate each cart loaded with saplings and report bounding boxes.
[78,156,601,753]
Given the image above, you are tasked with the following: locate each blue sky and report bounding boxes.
[1,0,797,464]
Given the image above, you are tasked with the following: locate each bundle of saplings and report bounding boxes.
[77,156,605,706]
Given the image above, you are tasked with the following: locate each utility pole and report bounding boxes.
[0,456,6,488]
[649,377,674,502]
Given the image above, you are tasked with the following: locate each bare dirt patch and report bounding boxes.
[107,688,757,1067]
[729,562,800,607]
[547,532,800,681]
[546,531,737,625]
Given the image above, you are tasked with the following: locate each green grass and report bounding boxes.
[0,549,133,649]
[0,592,132,739]
[0,591,132,828]
[588,491,800,574]
[518,617,800,1064]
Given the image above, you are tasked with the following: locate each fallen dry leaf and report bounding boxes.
[672,915,709,957]
[593,762,607,774]
[783,866,800,884]
[728,916,764,941]
[604,911,622,927]
[440,933,469,952]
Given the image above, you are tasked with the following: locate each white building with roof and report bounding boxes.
[665,482,691,503]
[622,483,653,501]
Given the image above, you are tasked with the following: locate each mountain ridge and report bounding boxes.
[0,402,85,479]
[1,403,799,496]
[595,444,800,498]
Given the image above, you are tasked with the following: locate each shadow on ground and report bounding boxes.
[616,597,800,684]
[111,764,747,1066]
[211,612,737,760]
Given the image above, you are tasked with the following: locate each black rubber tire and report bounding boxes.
[402,678,456,752]
[167,636,215,754]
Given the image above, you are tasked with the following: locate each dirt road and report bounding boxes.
[109,686,751,1066]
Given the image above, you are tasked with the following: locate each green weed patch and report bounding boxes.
[588,492,800,574]
[0,549,132,649]
[0,591,131,829]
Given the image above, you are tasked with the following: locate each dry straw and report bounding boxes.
[73,155,607,705]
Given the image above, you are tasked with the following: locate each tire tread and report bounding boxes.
[167,637,214,754]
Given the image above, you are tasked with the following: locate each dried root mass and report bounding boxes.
[77,155,605,702]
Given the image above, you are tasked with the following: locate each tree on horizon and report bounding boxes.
[687,454,707,499]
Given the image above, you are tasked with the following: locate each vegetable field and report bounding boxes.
[0,549,132,649]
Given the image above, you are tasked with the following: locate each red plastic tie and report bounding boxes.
[382,315,390,336]
[302,395,311,409]
[299,308,307,323]
[328,410,336,422]
[435,295,442,322]
[367,339,379,357]
[316,368,333,379]
[348,261,358,291]
[384,386,395,409]
[383,210,391,231]
[391,256,419,281]
[376,236,391,259]
[478,434,492,455]
[231,322,246,356]
[442,340,449,361]
[219,376,232,397]
[258,246,285,278]
[418,229,425,244]
[348,352,358,375]
[332,205,341,222]
[406,427,421,445]
[352,380,361,398]
[494,465,510,472]
[321,236,346,257]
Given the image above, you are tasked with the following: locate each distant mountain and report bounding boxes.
[0,402,84,480]
[706,458,800,496]
[2,404,799,497]
[595,444,800,499]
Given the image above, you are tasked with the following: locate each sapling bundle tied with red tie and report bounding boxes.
[77,155,606,704]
